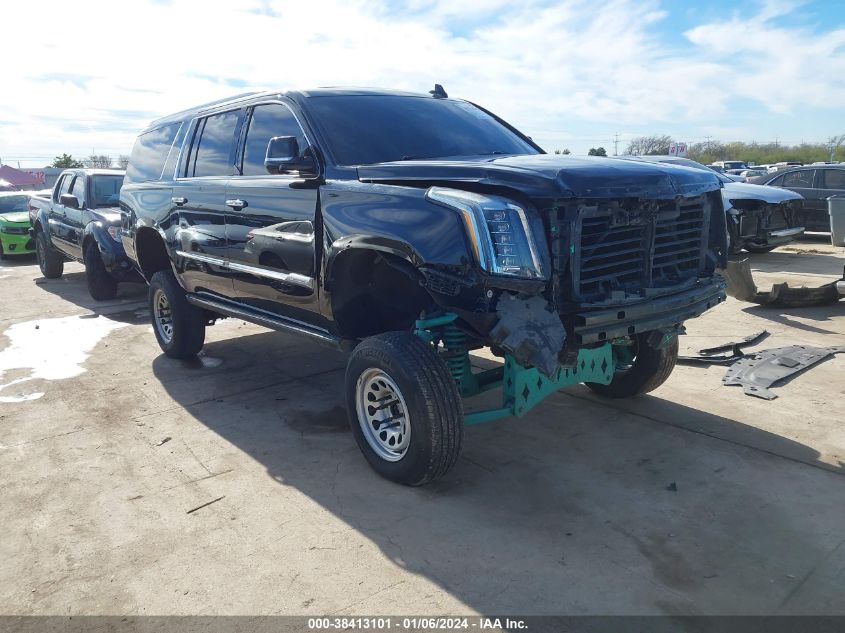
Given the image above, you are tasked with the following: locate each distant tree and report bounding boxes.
[554,149,571,155]
[625,135,673,156]
[51,153,84,168]
[83,154,113,168]
[588,147,607,156]
[117,154,130,170]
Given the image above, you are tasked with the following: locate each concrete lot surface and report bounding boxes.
[0,238,843,616]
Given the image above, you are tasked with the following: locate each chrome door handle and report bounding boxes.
[226,199,247,210]
[171,196,187,206]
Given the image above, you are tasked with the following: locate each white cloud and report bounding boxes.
[0,0,842,164]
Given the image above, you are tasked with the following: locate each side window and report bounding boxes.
[191,111,240,177]
[821,169,845,189]
[70,176,86,205]
[782,170,814,188]
[241,104,309,176]
[126,122,182,183]
[53,175,67,201]
[57,174,75,199]
[768,174,784,186]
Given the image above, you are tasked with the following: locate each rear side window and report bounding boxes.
[241,104,309,176]
[126,122,182,183]
[821,169,845,189]
[782,170,814,188]
[70,176,86,204]
[191,111,240,177]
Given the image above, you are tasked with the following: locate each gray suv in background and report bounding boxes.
[751,165,845,232]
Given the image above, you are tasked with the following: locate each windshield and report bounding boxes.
[91,175,124,207]
[0,195,29,213]
[305,95,540,166]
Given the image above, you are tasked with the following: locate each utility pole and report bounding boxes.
[613,133,620,156]
[828,135,845,162]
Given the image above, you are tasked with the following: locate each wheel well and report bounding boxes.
[330,249,435,339]
[136,228,171,280]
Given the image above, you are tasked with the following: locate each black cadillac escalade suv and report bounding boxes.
[121,87,727,485]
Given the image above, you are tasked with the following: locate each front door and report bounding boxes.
[48,173,82,259]
[225,102,321,320]
[172,110,241,297]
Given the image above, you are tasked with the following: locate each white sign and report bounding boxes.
[669,142,688,157]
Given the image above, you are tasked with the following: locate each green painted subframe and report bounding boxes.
[414,313,616,425]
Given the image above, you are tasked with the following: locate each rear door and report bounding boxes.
[172,110,242,297]
[225,101,321,319]
[814,169,845,231]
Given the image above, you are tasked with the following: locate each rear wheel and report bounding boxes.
[149,269,206,358]
[35,230,63,278]
[745,243,778,253]
[586,332,678,398]
[84,241,118,300]
[346,332,463,486]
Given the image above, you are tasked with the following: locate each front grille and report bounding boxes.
[578,216,647,298]
[572,196,709,301]
[652,201,706,284]
[767,205,788,230]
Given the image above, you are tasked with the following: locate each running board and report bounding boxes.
[186,294,353,351]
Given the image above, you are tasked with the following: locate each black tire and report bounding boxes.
[0,242,6,260]
[148,269,206,358]
[586,332,678,398]
[345,331,463,486]
[745,243,778,253]
[726,220,742,256]
[84,241,118,300]
[35,230,63,278]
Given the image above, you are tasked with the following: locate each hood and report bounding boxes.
[357,154,722,200]
[722,181,803,204]
[0,211,30,224]
[92,207,121,224]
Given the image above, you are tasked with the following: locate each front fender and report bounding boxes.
[320,181,474,281]
[83,221,132,274]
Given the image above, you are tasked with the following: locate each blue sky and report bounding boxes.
[1,0,844,167]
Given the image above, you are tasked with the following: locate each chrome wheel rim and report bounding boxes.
[153,289,174,344]
[355,368,411,462]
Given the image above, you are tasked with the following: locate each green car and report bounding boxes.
[0,191,37,259]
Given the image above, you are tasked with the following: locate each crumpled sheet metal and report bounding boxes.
[489,294,566,378]
[722,345,845,399]
[722,259,841,308]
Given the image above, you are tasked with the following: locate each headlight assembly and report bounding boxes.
[425,187,544,279]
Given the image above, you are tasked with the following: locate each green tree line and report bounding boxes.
[688,141,844,166]
[623,135,845,165]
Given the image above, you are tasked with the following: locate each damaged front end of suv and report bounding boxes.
[357,156,728,421]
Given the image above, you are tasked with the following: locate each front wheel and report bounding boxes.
[345,332,463,486]
[35,231,64,278]
[586,332,678,398]
[84,241,118,300]
[148,270,206,358]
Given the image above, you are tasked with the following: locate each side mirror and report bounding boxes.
[264,136,317,175]
[60,193,80,209]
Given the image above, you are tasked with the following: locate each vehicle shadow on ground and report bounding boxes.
[741,300,845,335]
[32,270,149,323]
[151,331,845,614]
